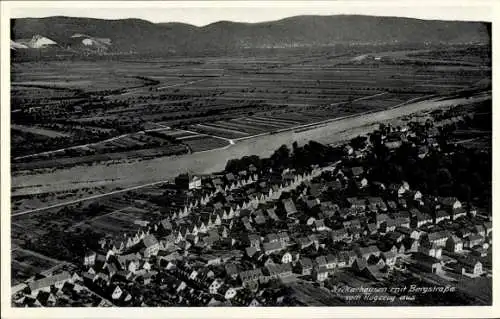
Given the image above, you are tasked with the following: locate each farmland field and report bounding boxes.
[11,44,491,209]
[11,124,71,138]
[11,249,60,285]
[82,206,160,237]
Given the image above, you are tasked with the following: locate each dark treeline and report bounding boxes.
[225,141,344,176]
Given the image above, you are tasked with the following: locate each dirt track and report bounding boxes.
[11,92,490,198]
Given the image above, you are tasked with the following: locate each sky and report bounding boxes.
[7,1,493,26]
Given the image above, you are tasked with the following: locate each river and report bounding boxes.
[11,92,490,197]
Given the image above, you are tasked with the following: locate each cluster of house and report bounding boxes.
[12,270,112,307]
[13,116,492,307]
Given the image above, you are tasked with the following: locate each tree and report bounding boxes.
[350,135,367,149]
[457,183,472,202]
[437,168,453,185]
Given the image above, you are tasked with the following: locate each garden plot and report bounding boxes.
[250,115,303,126]
[234,117,289,128]
[181,136,230,153]
[228,118,285,132]
[189,124,249,140]
[208,120,265,135]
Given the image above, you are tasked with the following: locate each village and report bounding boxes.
[11,102,492,307]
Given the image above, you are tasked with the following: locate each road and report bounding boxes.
[12,246,68,265]
[13,126,181,161]
[13,133,130,161]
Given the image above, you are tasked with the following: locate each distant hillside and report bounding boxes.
[11,15,491,54]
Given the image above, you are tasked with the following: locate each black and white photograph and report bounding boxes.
[1,0,497,316]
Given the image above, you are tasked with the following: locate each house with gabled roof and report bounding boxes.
[35,291,56,307]
[27,272,72,296]
[382,218,397,233]
[384,200,396,211]
[314,255,327,268]
[325,254,337,269]
[263,241,283,255]
[277,231,290,244]
[394,217,410,228]
[382,251,397,267]
[451,208,467,221]
[343,218,361,230]
[464,234,484,249]
[412,212,433,229]
[471,246,488,258]
[282,198,298,216]
[245,234,261,250]
[312,266,329,282]
[265,263,293,279]
[394,210,411,221]
[83,250,97,267]
[349,166,364,177]
[140,234,160,258]
[294,257,311,276]
[225,263,239,280]
[367,197,387,212]
[241,217,253,231]
[473,224,486,237]
[407,190,423,201]
[355,245,380,260]
[455,227,472,239]
[456,257,482,276]
[338,250,357,268]
[424,230,449,248]
[418,241,442,259]
[385,231,405,244]
[266,207,280,221]
[346,197,366,211]
[330,228,350,243]
[295,236,312,250]
[395,226,418,239]
[111,239,126,254]
[398,198,408,208]
[275,250,293,264]
[364,223,378,235]
[435,210,450,224]
[239,268,264,287]
[314,219,328,232]
[438,197,462,211]
[389,183,407,198]
[484,221,492,236]
[265,233,279,243]
[375,213,389,228]
[253,213,267,226]
[245,246,259,258]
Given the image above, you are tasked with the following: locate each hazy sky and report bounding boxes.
[8,1,493,26]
